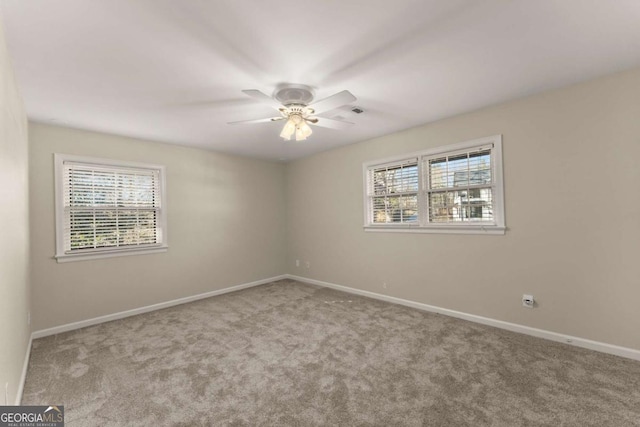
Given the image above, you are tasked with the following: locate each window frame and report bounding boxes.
[362,135,505,235]
[54,153,168,263]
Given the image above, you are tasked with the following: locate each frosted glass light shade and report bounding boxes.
[299,121,313,139]
[280,118,296,140]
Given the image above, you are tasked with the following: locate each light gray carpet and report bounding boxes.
[23,279,640,426]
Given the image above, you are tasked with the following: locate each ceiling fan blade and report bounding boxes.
[227,117,285,125]
[308,90,356,115]
[242,89,284,110]
[309,117,354,130]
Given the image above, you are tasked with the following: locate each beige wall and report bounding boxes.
[29,123,287,331]
[0,17,30,404]
[286,68,640,351]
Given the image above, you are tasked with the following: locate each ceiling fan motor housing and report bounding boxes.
[273,84,315,106]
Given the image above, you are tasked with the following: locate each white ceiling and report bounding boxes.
[1,1,639,161]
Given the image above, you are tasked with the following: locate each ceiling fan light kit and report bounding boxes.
[229,83,357,142]
[280,113,313,141]
[279,104,315,141]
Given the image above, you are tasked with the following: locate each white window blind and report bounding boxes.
[363,135,505,234]
[54,154,167,261]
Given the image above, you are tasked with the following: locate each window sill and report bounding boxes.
[363,225,506,235]
[55,246,168,263]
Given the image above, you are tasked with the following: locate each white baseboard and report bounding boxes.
[286,274,640,362]
[32,275,287,340]
[15,333,32,405]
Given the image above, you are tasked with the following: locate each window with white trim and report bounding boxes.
[363,135,505,234]
[369,159,419,224]
[54,154,168,262]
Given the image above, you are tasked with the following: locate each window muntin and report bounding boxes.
[363,135,505,234]
[55,154,167,261]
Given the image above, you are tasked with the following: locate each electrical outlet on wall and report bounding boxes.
[522,294,535,308]
[295,259,300,267]
[27,311,31,326]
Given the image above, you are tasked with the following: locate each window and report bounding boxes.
[54,154,168,262]
[363,135,505,234]
[369,159,419,224]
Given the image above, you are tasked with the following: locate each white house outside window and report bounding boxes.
[54,154,168,262]
[363,135,505,234]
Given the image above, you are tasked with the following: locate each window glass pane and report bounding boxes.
[373,170,387,196]
[93,172,116,205]
[400,194,418,223]
[464,187,493,222]
[373,163,418,195]
[372,196,388,223]
[447,153,469,188]
[428,150,491,190]
[118,174,156,207]
[137,211,158,244]
[69,211,95,250]
[429,188,493,222]
[372,194,418,224]
[68,170,95,206]
[117,210,139,246]
[428,191,455,222]
[457,151,491,188]
[428,157,448,189]
[94,210,118,247]
[468,150,492,185]
[396,165,418,193]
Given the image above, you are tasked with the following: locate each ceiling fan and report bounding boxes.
[228,84,357,141]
